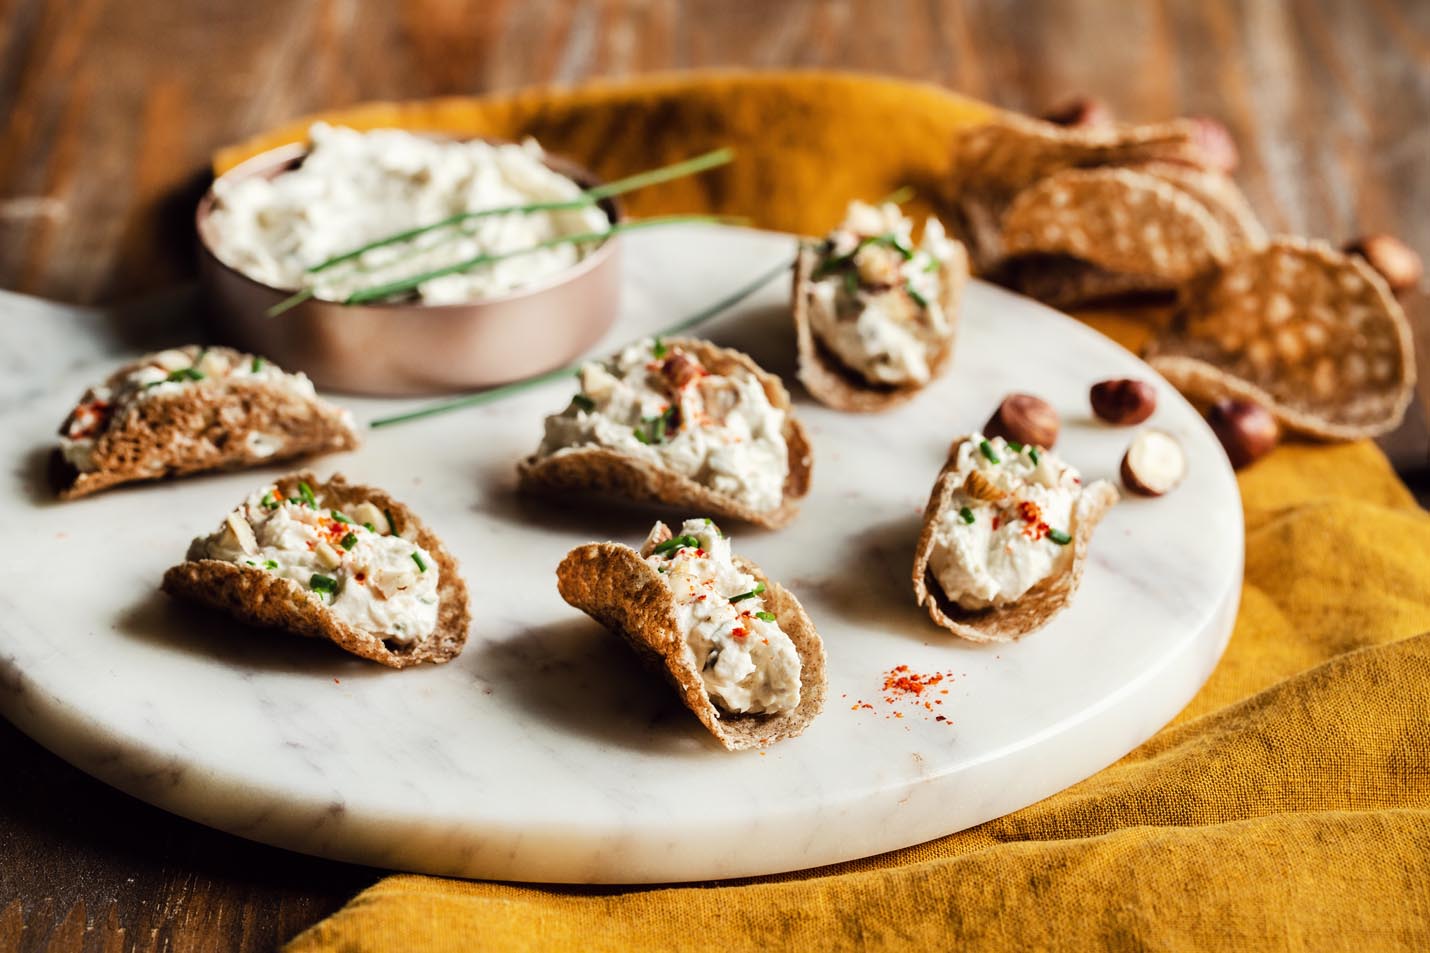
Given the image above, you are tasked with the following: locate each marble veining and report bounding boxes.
[0,225,1241,883]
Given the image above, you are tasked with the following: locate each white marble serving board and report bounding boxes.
[0,225,1242,884]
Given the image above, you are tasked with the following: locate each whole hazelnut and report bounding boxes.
[1342,234,1423,294]
[1040,96,1114,129]
[1206,398,1278,469]
[1090,378,1157,426]
[984,394,1060,449]
[1186,116,1239,175]
[1120,430,1187,497]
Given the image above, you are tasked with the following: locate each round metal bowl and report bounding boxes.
[196,141,622,396]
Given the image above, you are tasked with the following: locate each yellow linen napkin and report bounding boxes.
[217,72,1430,952]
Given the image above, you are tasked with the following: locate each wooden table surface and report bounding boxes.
[2,1,1427,950]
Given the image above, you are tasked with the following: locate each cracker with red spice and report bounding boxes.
[911,439,1119,642]
[53,345,358,500]
[518,338,812,529]
[162,471,471,669]
[556,523,826,751]
[791,239,970,412]
[1146,238,1415,439]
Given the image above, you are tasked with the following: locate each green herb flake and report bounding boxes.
[979,440,1000,464]
[730,581,766,603]
[330,510,352,524]
[309,574,339,597]
[263,560,278,570]
[1029,447,1042,464]
[571,394,596,412]
[652,534,700,556]
[1048,528,1072,546]
[959,506,976,525]
[363,522,376,532]
[842,269,860,297]
[251,356,265,373]
[341,532,358,551]
[923,258,940,273]
[411,552,427,573]
[1006,441,1024,453]
[261,491,279,510]
[297,481,317,507]
[905,281,929,309]
[384,508,396,533]
[755,611,777,622]
[652,337,668,359]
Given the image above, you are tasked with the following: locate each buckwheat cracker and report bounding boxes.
[162,471,471,668]
[1147,238,1415,439]
[556,530,826,750]
[518,338,812,528]
[912,439,1119,642]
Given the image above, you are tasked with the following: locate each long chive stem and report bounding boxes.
[367,254,794,429]
[306,147,734,276]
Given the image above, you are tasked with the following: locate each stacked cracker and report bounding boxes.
[950,110,1417,441]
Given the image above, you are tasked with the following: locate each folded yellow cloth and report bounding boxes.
[232,73,1430,952]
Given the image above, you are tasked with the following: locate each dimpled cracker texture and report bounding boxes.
[213,74,1430,953]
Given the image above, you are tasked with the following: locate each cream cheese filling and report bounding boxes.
[927,434,1082,610]
[642,518,801,715]
[806,200,960,386]
[536,339,790,513]
[189,484,440,645]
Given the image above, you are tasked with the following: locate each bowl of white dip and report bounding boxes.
[196,125,622,396]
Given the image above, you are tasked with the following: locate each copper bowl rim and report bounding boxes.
[194,136,624,313]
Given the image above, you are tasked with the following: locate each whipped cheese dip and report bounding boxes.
[927,435,1083,610]
[536,339,790,512]
[206,124,611,305]
[806,200,961,385]
[58,346,325,473]
[642,519,801,715]
[188,484,440,644]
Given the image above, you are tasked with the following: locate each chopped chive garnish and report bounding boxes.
[330,510,352,524]
[245,560,257,566]
[149,367,205,387]
[959,506,976,524]
[1006,441,1024,453]
[1029,447,1041,464]
[652,534,700,555]
[730,581,766,603]
[905,281,929,308]
[383,508,396,533]
[261,491,279,510]
[657,566,667,574]
[652,337,668,359]
[571,394,596,412]
[755,611,777,622]
[340,532,358,551]
[363,522,376,532]
[264,559,278,570]
[411,552,427,572]
[1048,528,1072,545]
[251,356,265,372]
[297,481,317,507]
[842,269,860,297]
[979,440,1000,463]
[924,258,940,273]
[310,574,339,596]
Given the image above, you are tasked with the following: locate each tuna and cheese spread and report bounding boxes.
[927,435,1083,610]
[806,200,961,386]
[206,123,611,305]
[642,519,801,715]
[535,339,790,512]
[187,483,440,644]
[59,346,327,473]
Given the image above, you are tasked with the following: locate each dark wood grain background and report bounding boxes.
[3,1,1427,950]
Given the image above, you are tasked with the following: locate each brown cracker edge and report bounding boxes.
[517,337,812,529]
[555,538,827,751]
[56,366,359,500]
[911,439,1119,642]
[1146,237,1415,440]
[161,470,471,669]
[790,242,968,413]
